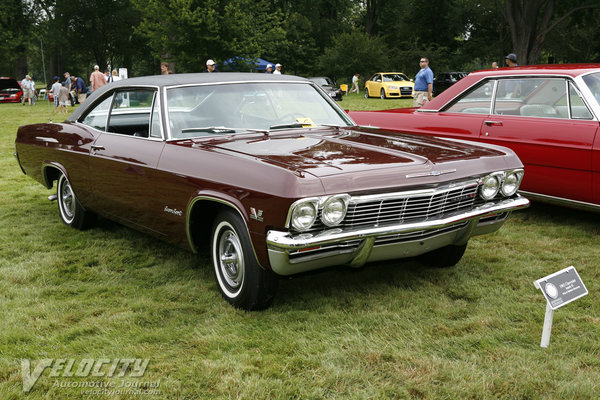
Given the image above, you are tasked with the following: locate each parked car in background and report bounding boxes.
[308,76,343,101]
[350,64,600,212]
[15,73,529,310]
[364,72,414,99]
[433,71,468,96]
[0,77,24,103]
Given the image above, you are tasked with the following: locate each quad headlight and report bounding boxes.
[479,169,524,200]
[288,194,350,232]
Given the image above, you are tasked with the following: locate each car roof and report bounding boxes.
[470,63,600,79]
[68,72,310,121]
[421,63,600,111]
[106,72,308,88]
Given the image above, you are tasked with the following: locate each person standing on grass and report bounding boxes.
[350,73,360,94]
[21,75,34,106]
[73,76,88,103]
[51,76,62,113]
[58,82,69,114]
[90,65,106,92]
[413,57,433,107]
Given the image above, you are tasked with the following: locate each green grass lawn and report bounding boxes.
[1,100,599,399]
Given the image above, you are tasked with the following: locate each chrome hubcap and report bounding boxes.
[60,177,75,221]
[218,230,244,290]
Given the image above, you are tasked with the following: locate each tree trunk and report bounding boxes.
[495,0,600,65]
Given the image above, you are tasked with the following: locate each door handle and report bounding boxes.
[91,145,105,151]
[484,120,503,126]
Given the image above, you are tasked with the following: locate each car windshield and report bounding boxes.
[166,82,353,139]
[383,74,409,82]
[582,72,600,109]
[310,77,330,86]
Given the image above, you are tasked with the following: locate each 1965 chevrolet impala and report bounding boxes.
[15,73,529,310]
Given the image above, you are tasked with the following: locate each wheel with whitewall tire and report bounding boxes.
[211,209,278,310]
[57,172,95,230]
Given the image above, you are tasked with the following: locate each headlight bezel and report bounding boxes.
[288,198,319,232]
[320,194,350,227]
[500,169,524,197]
[480,172,503,200]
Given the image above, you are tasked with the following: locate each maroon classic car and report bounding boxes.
[350,64,600,212]
[15,73,529,310]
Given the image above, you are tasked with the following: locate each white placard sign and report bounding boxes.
[533,266,588,348]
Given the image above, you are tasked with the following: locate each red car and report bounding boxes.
[350,64,600,212]
[0,77,24,103]
[15,73,529,310]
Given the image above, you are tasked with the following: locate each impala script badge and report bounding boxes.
[164,206,183,217]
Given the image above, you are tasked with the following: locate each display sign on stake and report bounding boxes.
[533,266,588,348]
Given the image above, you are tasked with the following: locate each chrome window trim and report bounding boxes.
[78,85,165,141]
[163,80,355,140]
[433,74,599,121]
[573,73,600,120]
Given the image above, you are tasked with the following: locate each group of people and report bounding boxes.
[160,59,284,74]
[21,65,123,111]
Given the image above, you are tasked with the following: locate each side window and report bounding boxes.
[494,77,565,118]
[81,95,113,131]
[444,80,493,114]
[149,92,163,138]
[568,82,593,120]
[107,89,156,137]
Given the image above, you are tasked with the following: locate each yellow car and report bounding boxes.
[364,72,414,99]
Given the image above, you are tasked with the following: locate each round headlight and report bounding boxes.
[321,196,348,226]
[290,201,318,231]
[501,170,523,196]
[480,174,500,200]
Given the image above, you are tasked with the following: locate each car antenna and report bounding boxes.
[40,38,53,123]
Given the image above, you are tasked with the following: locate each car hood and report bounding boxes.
[199,126,506,179]
[0,78,21,90]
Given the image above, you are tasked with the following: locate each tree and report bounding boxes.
[317,29,390,83]
[494,0,600,65]
[0,0,32,77]
[133,0,287,73]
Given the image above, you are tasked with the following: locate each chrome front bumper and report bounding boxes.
[266,195,529,276]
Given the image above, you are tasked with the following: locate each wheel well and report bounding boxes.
[188,200,243,253]
[43,166,62,189]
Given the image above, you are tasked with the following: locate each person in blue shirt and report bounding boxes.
[73,76,88,104]
[413,57,434,107]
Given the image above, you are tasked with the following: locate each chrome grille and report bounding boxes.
[344,181,479,229]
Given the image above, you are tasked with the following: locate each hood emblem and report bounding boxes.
[406,169,457,178]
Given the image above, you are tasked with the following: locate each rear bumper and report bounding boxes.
[266,195,529,275]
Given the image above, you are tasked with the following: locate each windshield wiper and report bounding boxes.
[181,126,237,134]
[268,122,306,130]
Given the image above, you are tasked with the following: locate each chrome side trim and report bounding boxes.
[519,190,600,213]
